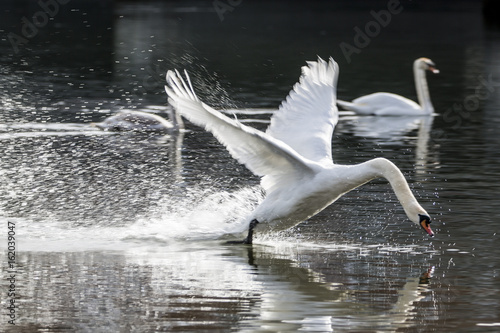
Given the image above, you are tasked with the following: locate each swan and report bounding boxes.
[164,57,434,244]
[93,109,183,133]
[337,57,439,116]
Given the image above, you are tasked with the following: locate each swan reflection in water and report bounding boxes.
[338,114,437,173]
[11,241,438,332]
[123,241,437,332]
[232,244,435,332]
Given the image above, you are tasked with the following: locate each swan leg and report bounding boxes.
[244,219,259,244]
[226,219,259,245]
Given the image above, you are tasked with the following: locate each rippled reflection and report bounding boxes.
[1,241,439,332]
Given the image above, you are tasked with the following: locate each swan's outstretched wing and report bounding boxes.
[165,70,317,193]
[266,57,339,166]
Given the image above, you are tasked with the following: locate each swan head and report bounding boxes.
[415,58,439,74]
[403,201,434,237]
[418,214,434,237]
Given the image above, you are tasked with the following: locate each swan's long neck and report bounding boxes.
[342,158,423,222]
[413,62,433,112]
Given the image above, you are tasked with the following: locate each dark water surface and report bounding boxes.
[1,1,500,332]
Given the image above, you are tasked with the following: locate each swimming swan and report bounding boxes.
[337,58,439,116]
[93,109,183,133]
[164,57,433,244]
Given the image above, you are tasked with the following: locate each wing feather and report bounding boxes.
[266,57,339,166]
[165,70,317,193]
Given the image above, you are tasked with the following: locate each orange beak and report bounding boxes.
[420,219,434,237]
[428,66,440,74]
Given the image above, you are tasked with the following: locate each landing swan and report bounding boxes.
[93,109,183,133]
[337,58,439,116]
[165,57,433,244]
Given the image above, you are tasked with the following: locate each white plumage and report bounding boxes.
[165,57,433,243]
[92,110,183,133]
[337,57,439,116]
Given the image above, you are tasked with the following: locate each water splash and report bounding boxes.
[9,186,263,252]
[123,186,263,242]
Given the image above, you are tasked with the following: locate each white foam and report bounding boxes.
[5,187,264,252]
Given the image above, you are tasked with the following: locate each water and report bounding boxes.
[1,0,500,331]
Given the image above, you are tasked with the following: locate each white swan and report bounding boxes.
[164,57,433,244]
[93,109,183,133]
[337,57,439,116]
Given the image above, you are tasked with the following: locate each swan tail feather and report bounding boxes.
[337,99,375,115]
[337,99,357,110]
